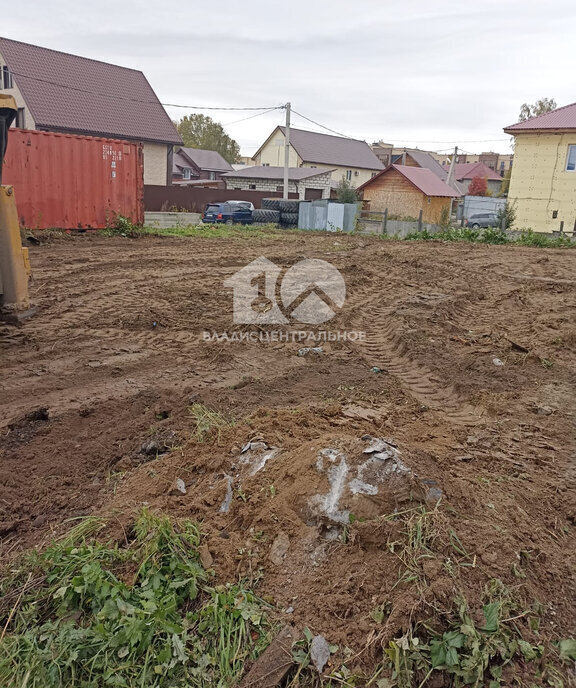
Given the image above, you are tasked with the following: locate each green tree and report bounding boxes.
[518,97,557,122]
[496,201,517,230]
[176,114,240,164]
[336,176,358,203]
[499,167,512,196]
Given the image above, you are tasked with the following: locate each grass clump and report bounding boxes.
[0,510,272,688]
[403,225,575,248]
[515,228,575,248]
[103,213,143,238]
[142,223,283,240]
[189,403,236,443]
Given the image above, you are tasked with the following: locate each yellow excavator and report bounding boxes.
[0,94,32,322]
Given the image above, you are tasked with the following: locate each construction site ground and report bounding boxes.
[1,230,574,683]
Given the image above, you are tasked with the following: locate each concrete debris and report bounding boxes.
[269,531,290,566]
[239,440,281,476]
[536,405,555,416]
[169,478,186,496]
[421,479,444,505]
[310,635,331,673]
[219,475,234,513]
[298,347,324,356]
[309,437,412,525]
[492,358,505,367]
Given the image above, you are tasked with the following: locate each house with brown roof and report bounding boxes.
[252,127,383,187]
[172,148,233,185]
[504,103,576,233]
[0,37,181,185]
[357,164,460,223]
[443,162,503,196]
[222,166,333,200]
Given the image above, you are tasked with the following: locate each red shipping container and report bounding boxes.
[3,129,144,229]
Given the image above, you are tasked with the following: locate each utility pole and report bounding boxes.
[447,146,458,221]
[283,102,291,200]
[446,145,458,187]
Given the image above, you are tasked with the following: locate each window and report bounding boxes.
[262,163,270,167]
[2,66,13,89]
[182,168,191,180]
[15,108,25,128]
[249,184,256,189]
[276,186,283,192]
[566,145,576,172]
[209,171,216,180]
[552,210,558,219]
[371,172,377,178]
[345,170,352,181]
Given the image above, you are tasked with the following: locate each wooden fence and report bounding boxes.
[144,186,298,213]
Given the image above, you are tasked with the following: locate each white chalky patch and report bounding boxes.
[309,439,412,524]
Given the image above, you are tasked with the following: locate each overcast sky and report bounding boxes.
[4,0,575,156]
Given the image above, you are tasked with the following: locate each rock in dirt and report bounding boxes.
[310,634,331,673]
[139,430,178,457]
[198,543,213,569]
[535,404,556,416]
[492,357,505,367]
[238,625,298,688]
[268,531,290,566]
[169,478,186,496]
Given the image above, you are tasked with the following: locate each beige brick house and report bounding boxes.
[222,166,333,200]
[252,127,383,187]
[0,37,181,185]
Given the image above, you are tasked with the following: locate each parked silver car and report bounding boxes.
[466,212,498,228]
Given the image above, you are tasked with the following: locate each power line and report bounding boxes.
[8,69,280,111]
[290,108,355,139]
[222,108,284,127]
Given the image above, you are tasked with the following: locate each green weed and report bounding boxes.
[141,223,284,240]
[0,510,273,688]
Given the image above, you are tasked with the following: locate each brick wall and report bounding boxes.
[224,171,331,200]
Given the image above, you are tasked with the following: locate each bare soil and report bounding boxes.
[1,232,575,675]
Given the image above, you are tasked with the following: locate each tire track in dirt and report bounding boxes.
[359,299,482,425]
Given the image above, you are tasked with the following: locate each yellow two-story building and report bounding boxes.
[252,126,384,188]
[505,104,576,233]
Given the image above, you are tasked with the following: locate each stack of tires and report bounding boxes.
[251,198,300,227]
[278,199,300,228]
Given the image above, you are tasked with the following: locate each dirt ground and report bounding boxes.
[1,232,575,677]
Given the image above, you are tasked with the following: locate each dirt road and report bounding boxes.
[1,232,574,667]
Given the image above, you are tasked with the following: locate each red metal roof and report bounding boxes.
[447,162,503,182]
[358,164,460,197]
[504,102,576,132]
[0,37,181,145]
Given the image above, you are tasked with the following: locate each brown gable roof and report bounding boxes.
[255,126,384,170]
[0,37,181,145]
[179,148,233,173]
[504,102,576,132]
[358,164,460,197]
[404,149,448,180]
